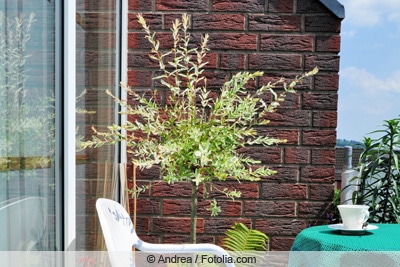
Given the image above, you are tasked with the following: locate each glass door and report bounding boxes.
[0,0,57,250]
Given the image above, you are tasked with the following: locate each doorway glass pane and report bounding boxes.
[0,1,56,250]
[76,1,118,250]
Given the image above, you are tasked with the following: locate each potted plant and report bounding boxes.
[350,117,400,223]
[82,14,318,243]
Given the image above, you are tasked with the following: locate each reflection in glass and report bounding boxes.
[0,1,56,250]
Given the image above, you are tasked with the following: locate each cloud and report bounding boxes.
[340,67,400,94]
[338,66,400,140]
[341,0,400,27]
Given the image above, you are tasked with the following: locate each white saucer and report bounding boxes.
[328,223,378,234]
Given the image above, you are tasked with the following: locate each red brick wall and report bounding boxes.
[127,0,342,250]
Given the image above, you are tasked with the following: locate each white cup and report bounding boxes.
[337,205,369,230]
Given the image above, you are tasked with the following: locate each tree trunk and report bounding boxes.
[190,182,198,244]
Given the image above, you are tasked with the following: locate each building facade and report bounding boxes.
[0,0,344,251]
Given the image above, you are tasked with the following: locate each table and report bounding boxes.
[289,224,400,267]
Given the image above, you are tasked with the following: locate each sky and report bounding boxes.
[337,0,400,141]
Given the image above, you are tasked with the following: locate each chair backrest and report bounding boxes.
[96,198,139,252]
[0,197,47,250]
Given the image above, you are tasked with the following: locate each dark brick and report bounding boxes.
[128,14,162,29]
[153,217,204,233]
[316,35,341,52]
[128,0,152,11]
[255,219,306,236]
[193,14,245,31]
[156,0,208,11]
[311,148,336,165]
[313,111,337,128]
[300,166,335,183]
[249,15,302,32]
[256,129,299,145]
[220,53,247,70]
[298,201,331,218]
[237,147,282,164]
[268,0,294,13]
[212,0,265,12]
[263,166,299,183]
[248,54,302,71]
[314,74,339,91]
[208,33,257,50]
[302,130,336,146]
[135,199,161,214]
[302,93,338,110]
[310,184,334,201]
[152,182,192,197]
[260,34,314,52]
[305,15,341,33]
[262,183,307,199]
[284,147,310,164]
[244,201,296,217]
[297,0,330,13]
[127,70,152,87]
[263,110,311,127]
[305,55,340,72]
[205,218,251,234]
[270,237,296,251]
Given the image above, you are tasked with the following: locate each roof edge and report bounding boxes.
[319,0,345,19]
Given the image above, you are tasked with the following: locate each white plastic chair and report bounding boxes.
[96,198,235,267]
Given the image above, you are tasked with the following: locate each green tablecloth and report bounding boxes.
[289,224,400,267]
[291,224,400,251]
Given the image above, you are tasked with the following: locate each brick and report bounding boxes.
[305,55,340,72]
[302,93,338,110]
[208,33,257,50]
[212,0,264,12]
[128,32,174,49]
[298,201,331,218]
[152,182,192,197]
[248,54,302,71]
[300,166,335,183]
[244,201,296,217]
[128,52,159,68]
[153,217,204,234]
[128,1,152,11]
[127,70,152,87]
[204,182,259,199]
[260,34,314,52]
[256,129,299,145]
[255,219,306,236]
[164,235,214,244]
[270,237,295,251]
[163,199,191,215]
[262,183,307,199]
[313,111,337,128]
[268,0,294,13]
[302,130,336,146]
[193,14,245,31]
[314,74,339,91]
[220,53,247,70]
[128,14,162,29]
[262,166,299,183]
[135,199,161,214]
[316,35,341,52]
[237,147,282,164]
[203,53,219,69]
[248,15,302,32]
[311,148,336,165]
[263,110,310,127]
[310,184,334,201]
[205,218,251,234]
[284,147,310,164]
[305,15,342,33]
[297,0,330,13]
[156,0,208,11]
